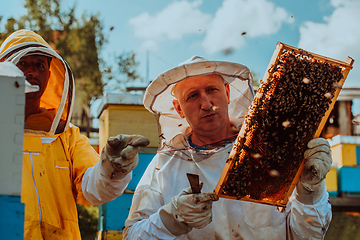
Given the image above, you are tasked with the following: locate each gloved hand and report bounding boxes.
[296,138,332,205]
[159,182,219,236]
[101,134,150,180]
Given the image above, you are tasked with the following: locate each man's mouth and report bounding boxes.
[26,79,40,86]
[202,112,216,119]
[201,106,218,119]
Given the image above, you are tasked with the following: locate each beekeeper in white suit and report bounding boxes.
[0,29,149,239]
[124,56,332,240]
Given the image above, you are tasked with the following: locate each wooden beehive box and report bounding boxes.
[215,42,354,207]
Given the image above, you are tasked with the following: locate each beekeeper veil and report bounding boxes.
[143,56,255,150]
[0,29,74,135]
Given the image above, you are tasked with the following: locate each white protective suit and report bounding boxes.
[124,56,332,240]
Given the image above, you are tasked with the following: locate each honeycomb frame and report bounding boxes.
[214,42,354,207]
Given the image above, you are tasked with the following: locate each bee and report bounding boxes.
[269,169,280,177]
[324,92,333,99]
[302,77,311,84]
[282,120,291,128]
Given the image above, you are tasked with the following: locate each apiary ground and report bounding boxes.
[325,210,360,239]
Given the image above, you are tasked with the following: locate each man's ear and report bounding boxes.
[172,99,185,118]
[225,83,230,104]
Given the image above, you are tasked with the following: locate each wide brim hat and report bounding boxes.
[143,56,255,147]
[0,29,75,135]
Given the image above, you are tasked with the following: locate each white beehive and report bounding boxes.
[0,62,25,196]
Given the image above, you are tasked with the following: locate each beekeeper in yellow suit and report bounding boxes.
[0,29,149,239]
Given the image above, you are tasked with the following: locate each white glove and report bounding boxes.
[159,182,219,236]
[296,138,332,205]
[101,134,149,180]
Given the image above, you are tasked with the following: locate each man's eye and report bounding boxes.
[37,63,45,69]
[208,88,218,92]
[187,93,198,100]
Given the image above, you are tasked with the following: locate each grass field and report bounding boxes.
[325,211,360,239]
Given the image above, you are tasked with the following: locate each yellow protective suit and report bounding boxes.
[23,126,98,239]
[0,30,120,239]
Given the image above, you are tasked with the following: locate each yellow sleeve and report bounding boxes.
[62,124,100,205]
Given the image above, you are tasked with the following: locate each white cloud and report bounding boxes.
[202,0,294,54]
[139,40,159,52]
[298,0,360,87]
[129,0,211,50]
[330,0,357,8]
[129,0,293,54]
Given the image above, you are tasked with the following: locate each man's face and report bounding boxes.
[17,55,51,101]
[172,74,230,135]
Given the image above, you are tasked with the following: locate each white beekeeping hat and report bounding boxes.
[143,56,255,148]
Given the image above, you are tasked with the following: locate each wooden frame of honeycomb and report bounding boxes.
[214,42,354,207]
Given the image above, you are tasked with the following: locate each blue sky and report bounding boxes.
[1,0,360,116]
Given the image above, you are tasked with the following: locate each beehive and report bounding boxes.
[215,42,354,207]
[97,92,159,153]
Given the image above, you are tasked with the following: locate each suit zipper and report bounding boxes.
[24,151,42,222]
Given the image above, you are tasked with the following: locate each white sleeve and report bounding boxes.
[81,160,131,205]
[287,189,332,239]
[125,209,179,240]
[123,188,178,240]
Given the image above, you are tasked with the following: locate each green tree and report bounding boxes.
[107,51,143,92]
[251,71,260,87]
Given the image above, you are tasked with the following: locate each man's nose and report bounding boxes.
[199,92,212,110]
[26,64,38,78]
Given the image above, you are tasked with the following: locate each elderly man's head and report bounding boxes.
[172,74,233,145]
